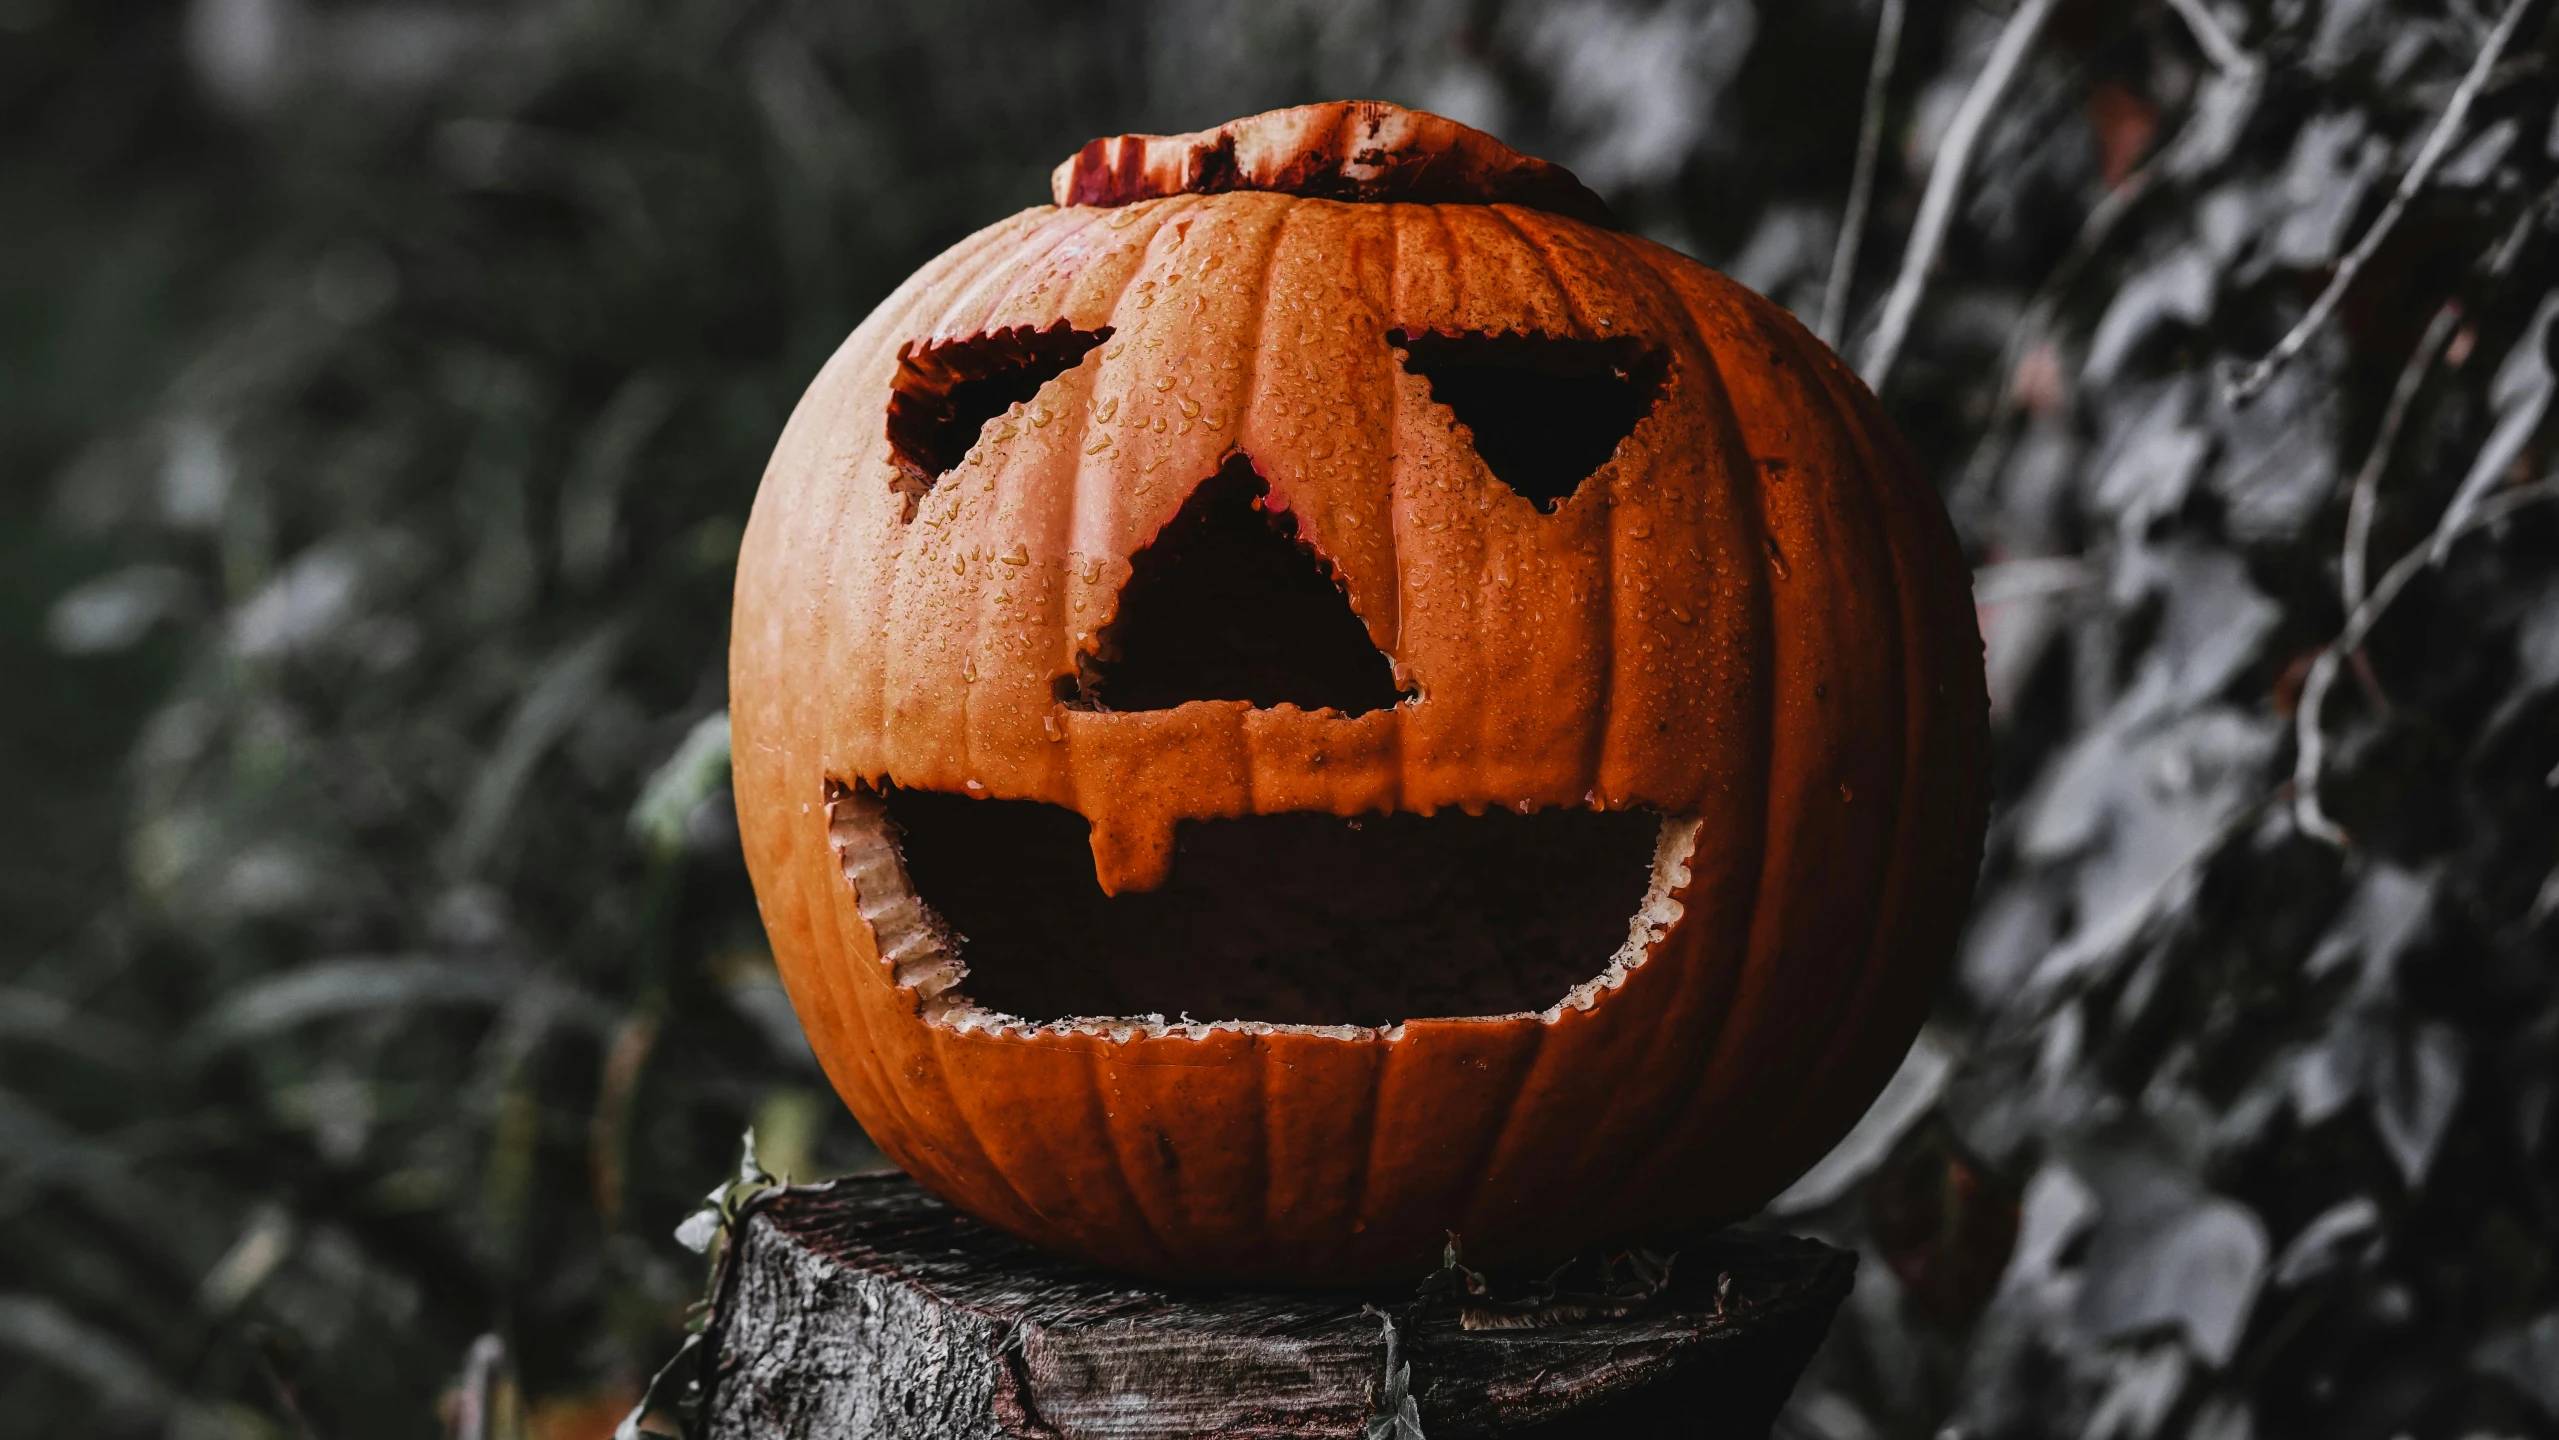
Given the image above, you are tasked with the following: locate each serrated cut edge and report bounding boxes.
[824,779,1697,1041]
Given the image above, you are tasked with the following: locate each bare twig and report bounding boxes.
[2481,174,2559,278]
[1974,556,2099,604]
[2342,302,2461,612]
[2295,474,2559,844]
[1951,0,2263,513]
[1819,0,1906,347]
[1949,162,2158,512]
[2223,0,2532,405]
[452,1334,508,1440]
[2161,0,2253,76]
[2006,0,2259,340]
[1857,0,2060,392]
[2435,300,2559,560]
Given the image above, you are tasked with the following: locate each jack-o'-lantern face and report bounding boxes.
[730,102,1987,1283]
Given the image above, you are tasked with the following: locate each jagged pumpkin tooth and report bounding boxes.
[729,101,1989,1284]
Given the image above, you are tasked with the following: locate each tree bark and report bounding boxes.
[702,1174,1852,1440]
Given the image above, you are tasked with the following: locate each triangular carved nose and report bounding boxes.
[1075,455,1406,716]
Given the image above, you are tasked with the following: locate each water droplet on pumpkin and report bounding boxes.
[1763,535,1790,579]
[1838,782,1853,803]
[1043,714,1063,741]
[966,779,985,791]
[963,658,978,681]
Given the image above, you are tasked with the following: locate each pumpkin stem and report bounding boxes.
[1051,102,1622,230]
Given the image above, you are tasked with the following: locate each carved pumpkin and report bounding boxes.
[730,102,1988,1282]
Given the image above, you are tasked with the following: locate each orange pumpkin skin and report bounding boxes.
[730,104,1988,1283]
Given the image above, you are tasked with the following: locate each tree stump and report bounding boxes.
[701,1174,1852,1439]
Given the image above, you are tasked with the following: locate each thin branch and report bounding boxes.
[2342,301,2461,611]
[453,1333,508,1440]
[2223,0,2532,405]
[1856,0,2060,392]
[2010,0,2261,346]
[1974,555,2098,604]
[2162,0,2254,76]
[1949,160,2158,514]
[2429,181,2559,554]
[2481,173,2559,278]
[2295,474,2559,844]
[1952,0,2266,511]
[1819,0,1906,347]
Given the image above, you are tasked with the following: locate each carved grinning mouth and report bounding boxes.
[827,782,1699,1035]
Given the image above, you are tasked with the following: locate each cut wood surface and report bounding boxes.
[703,1174,1853,1439]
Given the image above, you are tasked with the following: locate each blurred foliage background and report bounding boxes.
[6,0,2559,1436]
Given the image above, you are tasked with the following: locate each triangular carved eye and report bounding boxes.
[1391,330,1666,512]
[885,323,1112,521]
[1072,455,1407,716]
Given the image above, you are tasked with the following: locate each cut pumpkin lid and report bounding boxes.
[1051,101,1622,231]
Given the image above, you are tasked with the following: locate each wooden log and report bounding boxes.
[700,1174,1852,1440]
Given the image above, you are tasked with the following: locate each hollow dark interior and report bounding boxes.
[884,323,1111,516]
[875,785,1662,1028]
[1078,455,1408,715]
[1390,330,1665,511]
